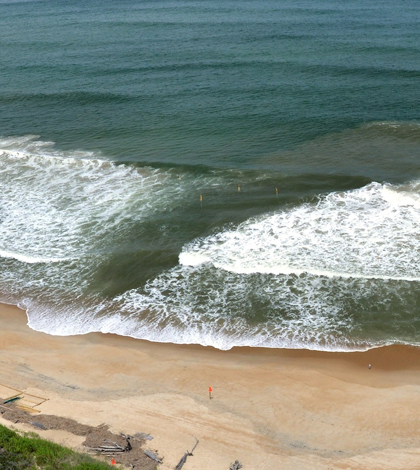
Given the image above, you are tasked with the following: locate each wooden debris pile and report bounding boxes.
[85,431,158,469]
[1,399,247,469]
[88,435,132,455]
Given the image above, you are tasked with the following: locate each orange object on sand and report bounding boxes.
[111,458,116,465]
[209,386,212,392]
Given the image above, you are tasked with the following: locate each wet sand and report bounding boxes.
[1,302,420,469]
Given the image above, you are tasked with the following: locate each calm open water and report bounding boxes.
[1,0,420,350]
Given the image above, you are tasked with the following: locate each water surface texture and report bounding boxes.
[1,0,420,350]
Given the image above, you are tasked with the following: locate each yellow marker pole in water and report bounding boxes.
[275,187,279,204]
[238,184,241,192]
[200,193,203,210]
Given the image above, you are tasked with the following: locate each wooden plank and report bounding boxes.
[16,405,41,414]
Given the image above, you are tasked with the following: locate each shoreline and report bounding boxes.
[2,302,420,469]
[9,299,420,370]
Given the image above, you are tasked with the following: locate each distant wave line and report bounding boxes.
[0,250,70,264]
[218,264,420,282]
[180,254,420,282]
[0,147,114,169]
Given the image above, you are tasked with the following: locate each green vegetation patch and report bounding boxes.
[0,423,112,470]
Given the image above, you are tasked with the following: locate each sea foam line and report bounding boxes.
[0,250,69,264]
[179,252,420,282]
[179,181,420,282]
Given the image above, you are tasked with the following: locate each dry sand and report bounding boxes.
[1,302,420,469]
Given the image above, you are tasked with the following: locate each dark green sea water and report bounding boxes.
[1,0,420,350]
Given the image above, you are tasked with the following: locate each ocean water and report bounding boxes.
[1,0,420,351]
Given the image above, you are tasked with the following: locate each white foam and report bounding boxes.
[179,252,211,266]
[382,185,420,209]
[0,136,184,264]
[100,178,420,351]
[0,250,68,264]
[3,135,420,352]
[110,262,362,350]
[179,182,420,281]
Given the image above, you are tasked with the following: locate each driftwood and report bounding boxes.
[89,436,132,454]
[104,439,124,450]
[229,461,243,470]
[144,449,163,464]
[175,438,199,470]
[90,446,125,454]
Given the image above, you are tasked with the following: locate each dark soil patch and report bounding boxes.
[0,402,160,469]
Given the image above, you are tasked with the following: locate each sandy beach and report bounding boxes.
[1,302,420,469]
